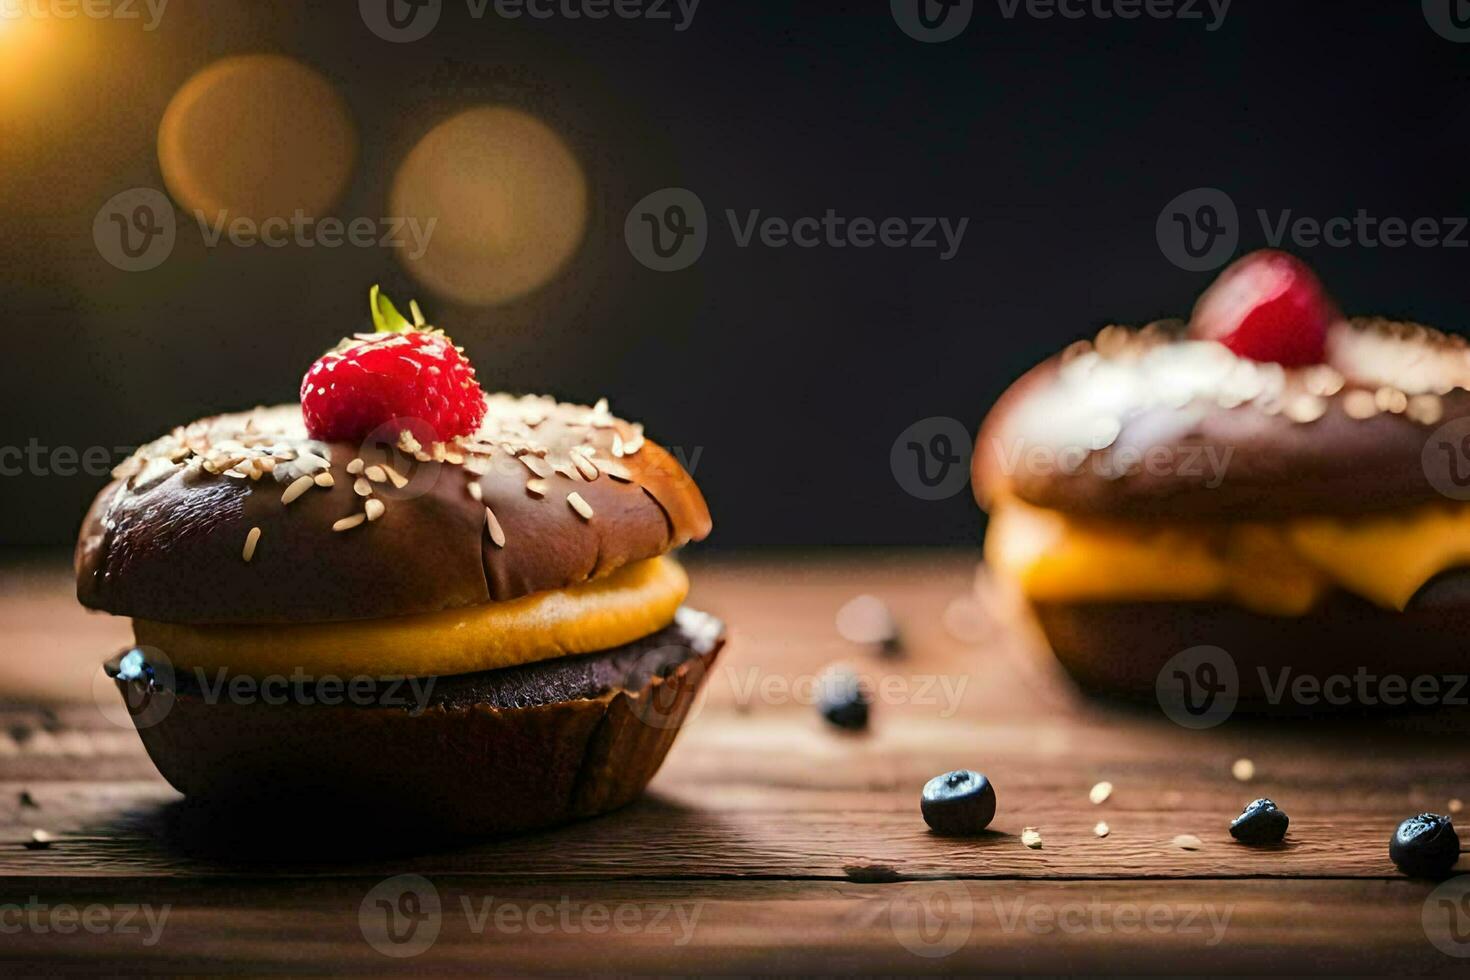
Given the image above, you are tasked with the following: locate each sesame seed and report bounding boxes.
[526,478,548,498]
[1094,821,1110,838]
[347,458,365,475]
[364,465,387,483]
[571,451,600,481]
[1020,827,1043,849]
[354,477,373,497]
[313,471,335,488]
[1231,758,1255,781]
[598,459,634,482]
[1173,834,1203,851]
[332,514,366,532]
[242,526,261,562]
[281,475,315,505]
[484,506,506,548]
[364,498,385,522]
[1407,393,1444,426]
[1375,386,1408,414]
[1089,781,1113,805]
[520,456,551,479]
[467,481,482,501]
[1284,394,1326,424]
[381,464,409,489]
[567,491,594,521]
[1342,389,1379,420]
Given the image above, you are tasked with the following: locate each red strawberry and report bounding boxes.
[1188,250,1339,366]
[301,287,486,444]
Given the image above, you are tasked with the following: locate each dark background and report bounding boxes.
[2,0,1466,552]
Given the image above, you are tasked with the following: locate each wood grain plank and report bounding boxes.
[0,878,1460,975]
[3,777,1466,881]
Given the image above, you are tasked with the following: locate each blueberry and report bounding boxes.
[1390,813,1461,878]
[818,667,869,731]
[1229,798,1289,844]
[921,770,997,835]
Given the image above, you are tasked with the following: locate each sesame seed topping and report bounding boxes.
[1374,386,1408,414]
[467,481,482,501]
[281,475,315,505]
[364,498,385,522]
[332,513,366,532]
[567,491,594,521]
[242,526,261,562]
[347,458,365,475]
[313,471,335,487]
[381,464,409,489]
[571,451,600,481]
[1284,394,1327,424]
[1342,389,1379,419]
[354,477,373,497]
[1407,393,1444,426]
[364,465,387,483]
[526,478,548,498]
[484,506,506,547]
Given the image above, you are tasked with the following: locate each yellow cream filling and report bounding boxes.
[986,499,1470,617]
[133,556,689,677]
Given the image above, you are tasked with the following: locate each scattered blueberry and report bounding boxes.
[1229,798,1288,844]
[921,770,997,835]
[817,666,869,731]
[1390,813,1461,878]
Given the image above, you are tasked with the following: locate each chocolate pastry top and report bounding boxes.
[76,394,711,624]
[975,317,1470,520]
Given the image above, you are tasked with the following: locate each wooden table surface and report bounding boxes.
[2,551,1469,974]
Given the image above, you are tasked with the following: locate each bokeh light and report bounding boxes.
[158,55,357,226]
[390,106,588,306]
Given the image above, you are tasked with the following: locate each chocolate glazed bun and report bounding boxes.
[113,610,725,836]
[77,395,711,624]
[977,318,1470,706]
[976,318,1470,520]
